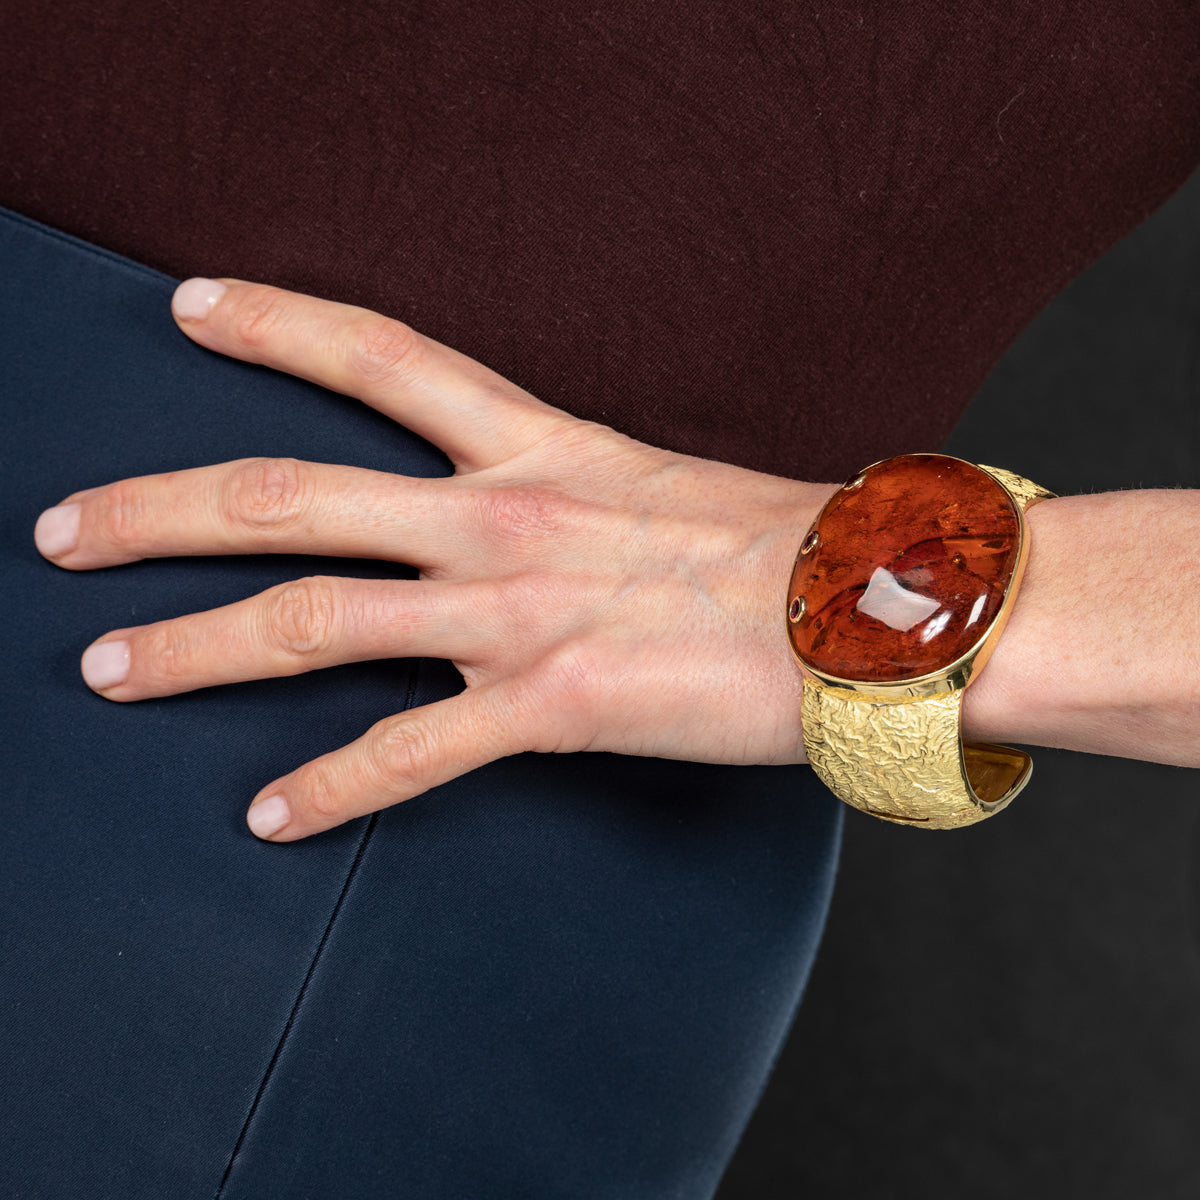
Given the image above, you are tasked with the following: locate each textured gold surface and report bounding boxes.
[797,461,1052,828]
[978,464,1055,511]
[801,684,1026,828]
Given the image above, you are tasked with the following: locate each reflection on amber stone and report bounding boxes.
[788,455,1020,682]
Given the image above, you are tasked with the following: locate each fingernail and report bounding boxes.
[172,277,227,322]
[34,503,81,557]
[247,794,290,839]
[81,640,130,690]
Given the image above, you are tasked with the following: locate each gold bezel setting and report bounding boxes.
[788,489,1030,700]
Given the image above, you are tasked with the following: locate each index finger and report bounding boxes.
[171,278,567,473]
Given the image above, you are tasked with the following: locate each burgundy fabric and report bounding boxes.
[3,1,1197,480]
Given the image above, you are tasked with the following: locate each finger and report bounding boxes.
[35,458,455,571]
[244,681,535,841]
[78,576,495,700]
[171,278,567,472]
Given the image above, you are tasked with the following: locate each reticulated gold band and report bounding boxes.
[800,683,1032,828]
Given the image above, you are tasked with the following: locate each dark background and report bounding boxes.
[719,168,1200,1198]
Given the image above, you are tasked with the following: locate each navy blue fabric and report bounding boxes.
[0,207,841,1198]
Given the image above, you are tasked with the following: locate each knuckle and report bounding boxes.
[370,718,432,796]
[230,287,291,353]
[138,622,189,688]
[97,479,152,548]
[476,485,566,544]
[520,642,601,751]
[224,457,310,534]
[541,640,600,703]
[264,578,342,662]
[350,317,422,388]
[302,760,344,824]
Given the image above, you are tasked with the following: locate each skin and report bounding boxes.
[32,279,1200,841]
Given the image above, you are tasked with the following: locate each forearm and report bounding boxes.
[962,488,1200,766]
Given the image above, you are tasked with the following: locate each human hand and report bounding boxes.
[34,279,834,841]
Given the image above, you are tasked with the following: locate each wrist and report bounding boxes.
[961,489,1200,766]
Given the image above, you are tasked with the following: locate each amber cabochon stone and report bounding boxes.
[788,455,1021,683]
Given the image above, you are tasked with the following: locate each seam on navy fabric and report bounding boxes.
[0,205,180,287]
[213,658,425,1199]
